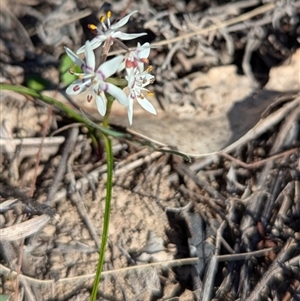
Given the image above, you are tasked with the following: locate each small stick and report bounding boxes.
[246,238,298,301]
[45,127,79,205]
[201,221,227,301]
[219,148,298,170]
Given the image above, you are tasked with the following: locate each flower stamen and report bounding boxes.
[100,15,106,23]
[88,24,98,31]
[107,11,112,27]
[77,11,147,54]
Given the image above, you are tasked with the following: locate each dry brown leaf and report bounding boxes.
[0,215,52,241]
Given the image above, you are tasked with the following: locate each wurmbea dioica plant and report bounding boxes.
[64,10,156,125]
[64,11,157,300]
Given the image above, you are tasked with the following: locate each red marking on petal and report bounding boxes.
[87,94,93,102]
[125,60,137,68]
[73,85,80,92]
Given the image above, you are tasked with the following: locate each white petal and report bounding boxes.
[76,44,86,55]
[137,62,145,73]
[110,11,138,30]
[142,74,155,87]
[139,42,151,58]
[137,97,157,115]
[127,97,134,125]
[125,68,135,87]
[113,32,147,40]
[105,82,129,106]
[117,60,125,72]
[96,56,124,79]
[90,35,107,48]
[134,86,150,93]
[76,36,106,54]
[95,92,107,116]
[95,28,105,36]
[84,41,95,71]
[64,47,85,67]
[125,66,134,78]
[66,79,90,95]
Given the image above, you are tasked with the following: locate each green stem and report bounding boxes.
[1,84,89,124]
[0,84,191,162]
[102,98,114,128]
[0,84,127,138]
[90,98,114,301]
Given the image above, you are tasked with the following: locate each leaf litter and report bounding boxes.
[0,0,300,300]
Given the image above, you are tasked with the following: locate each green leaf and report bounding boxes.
[25,74,52,92]
[0,84,129,138]
[0,295,11,301]
[59,53,80,86]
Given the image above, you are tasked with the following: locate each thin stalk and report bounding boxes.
[0,84,127,138]
[90,97,114,301]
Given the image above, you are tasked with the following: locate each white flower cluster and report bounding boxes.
[64,11,156,125]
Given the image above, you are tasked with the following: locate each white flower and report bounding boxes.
[118,42,151,73]
[126,67,156,125]
[77,11,147,54]
[64,41,128,116]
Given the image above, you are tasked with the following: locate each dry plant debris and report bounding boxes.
[0,0,300,300]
